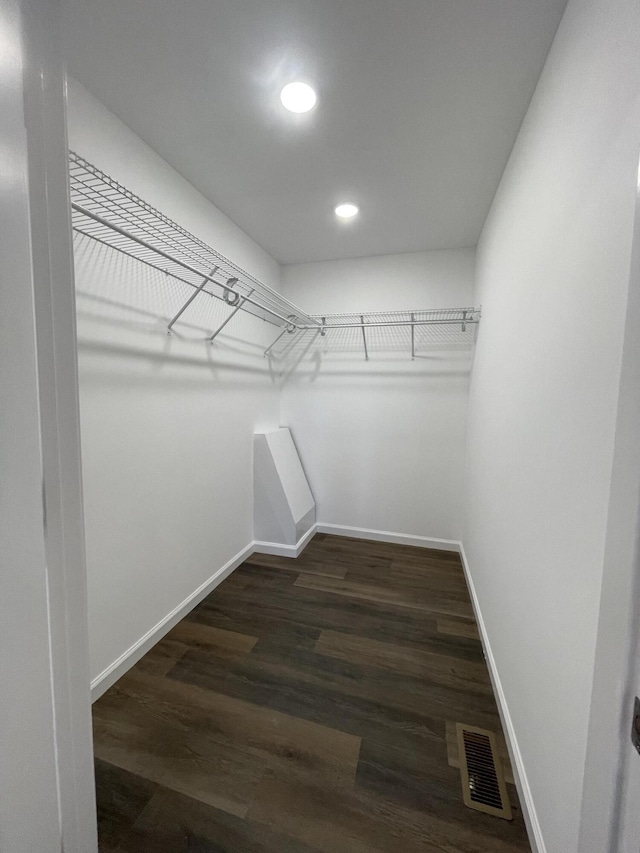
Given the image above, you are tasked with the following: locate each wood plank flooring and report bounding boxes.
[93,533,531,852]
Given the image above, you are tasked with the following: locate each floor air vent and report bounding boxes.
[456,723,512,820]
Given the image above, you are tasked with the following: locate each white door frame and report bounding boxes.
[578,153,640,852]
[0,0,97,849]
[610,154,640,853]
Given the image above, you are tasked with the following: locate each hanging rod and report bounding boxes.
[296,317,479,329]
[68,151,319,335]
[71,202,314,331]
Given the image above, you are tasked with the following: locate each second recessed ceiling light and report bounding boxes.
[280,82,317,113]
[335,203,359,219]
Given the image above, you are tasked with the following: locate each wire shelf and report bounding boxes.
[68,151,480,357]
[310,308,480,329]
[266,308,480,359]
[68,151,318,334]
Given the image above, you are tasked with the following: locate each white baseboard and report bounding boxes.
[316,523,460,552]
[253,523,317,558]
[459,543,545,853]
[90,529,319,699]
[90,542,255,701]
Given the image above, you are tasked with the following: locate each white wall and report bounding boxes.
[67,80,282,689]
[280,250,474,542]
[461,0,640,850]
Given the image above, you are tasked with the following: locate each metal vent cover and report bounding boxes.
[456,723,512,820]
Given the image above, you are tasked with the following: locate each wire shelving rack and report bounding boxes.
[68,152,480,357]
[69,151,318,339]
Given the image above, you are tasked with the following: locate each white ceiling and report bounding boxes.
[61,0,567,265]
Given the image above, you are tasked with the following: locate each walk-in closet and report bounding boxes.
[4,1,640,852]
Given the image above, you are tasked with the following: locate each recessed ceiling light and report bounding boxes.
[280,82,317,113]
[335,203,359,219]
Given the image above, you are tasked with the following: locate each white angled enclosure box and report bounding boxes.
[254,429,316,548]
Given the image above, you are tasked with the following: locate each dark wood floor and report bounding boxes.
[93,533,531,852]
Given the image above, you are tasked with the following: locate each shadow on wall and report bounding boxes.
[73,235,476,390]
[73,234,282,385]
[270,321,477,385]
